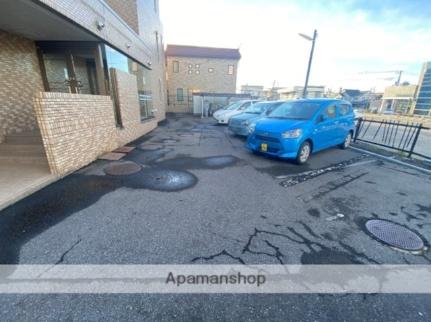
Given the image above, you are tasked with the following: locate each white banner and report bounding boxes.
[0,265,430,293]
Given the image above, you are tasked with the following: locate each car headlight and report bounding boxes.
[248,123,256,133]
[282,129,302,138]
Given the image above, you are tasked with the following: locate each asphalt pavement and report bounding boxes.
[0,114,430,321]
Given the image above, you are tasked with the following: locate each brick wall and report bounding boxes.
[0,31,44,135]
[33,92,118,175]
[34,0,167,121]
[104,0,139,34]
[112,69,157,146]
[37,0,152,66]
[166,56,239,113]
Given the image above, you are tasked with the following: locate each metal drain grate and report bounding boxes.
[104,161,141,176]
[365,219,425,251]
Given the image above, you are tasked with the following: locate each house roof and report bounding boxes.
[166,45,241,60]
[343,89,362,97]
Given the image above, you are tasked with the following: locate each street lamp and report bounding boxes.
[299,29,318,98]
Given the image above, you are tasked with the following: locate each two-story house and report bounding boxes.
[165,45,241,113]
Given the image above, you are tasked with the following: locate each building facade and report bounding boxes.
[380,85,418,114]
[0,0,166,175]
[165,45,241,113]
[241,85,264,98]
[413,62,431,115]
[0,0,167,208]
[278,86,325,100]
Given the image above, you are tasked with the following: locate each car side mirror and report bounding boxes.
[317,114,326,123]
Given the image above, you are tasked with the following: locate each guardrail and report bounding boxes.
[353,118,430,159]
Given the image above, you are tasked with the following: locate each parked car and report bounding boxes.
[247,99,355,164]
[213,100,259,124]
[212,102,237,119]
[228,101,285,136]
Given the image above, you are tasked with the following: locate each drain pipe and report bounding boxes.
[201,96,204,119]
[350,146,431,175]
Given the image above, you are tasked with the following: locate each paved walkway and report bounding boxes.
[0,114,430,321]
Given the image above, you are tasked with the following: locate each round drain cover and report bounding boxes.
[140,169,197,191]
[365,219,425,251]
[104,161,141,176]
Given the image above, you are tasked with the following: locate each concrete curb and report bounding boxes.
[350,146,431,175]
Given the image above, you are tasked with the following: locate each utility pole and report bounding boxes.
[395,70,403,86]
[299,29,318,98]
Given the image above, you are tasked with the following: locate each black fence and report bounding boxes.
[354,118,430,159]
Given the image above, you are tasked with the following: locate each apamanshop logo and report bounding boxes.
[166,271,266,287]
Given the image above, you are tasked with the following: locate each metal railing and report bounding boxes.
[354,118,430,159]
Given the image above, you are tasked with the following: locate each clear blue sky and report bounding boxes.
[160,0,431,91]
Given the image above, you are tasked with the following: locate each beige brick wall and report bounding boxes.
[37,0,152,66]
[35,0,167,121]
[112,69,157,146]
[33,92,118,175]
[104,0,139,34]
[0,30,44,135]
[166,56,239,112]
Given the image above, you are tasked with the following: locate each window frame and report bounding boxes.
[228,64,234,75]
[177,88,184,102]
[173,60,179,73]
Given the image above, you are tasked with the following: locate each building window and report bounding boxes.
[173,60,179,73]
[208,68,214,73]
[195,70,200,75]
[103,45,153,122]
[228,65,234,75]
[177,88,184,101]
[188,70,193,74]
[188,64,193,69]
[195,64,200,69]
[154,0,158,13]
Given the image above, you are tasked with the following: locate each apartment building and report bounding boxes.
[165,45,241,113]
[413,61,431,115]
[0,0,167,209]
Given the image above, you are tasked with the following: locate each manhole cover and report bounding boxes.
[140,169,197,191]
[365,219,426,252]
[104,161,141,176]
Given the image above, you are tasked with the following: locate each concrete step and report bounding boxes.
[0,144,45,154]
[0,155,48,165]
[5,135,43,145]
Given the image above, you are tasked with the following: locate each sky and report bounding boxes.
[160,0,431,92]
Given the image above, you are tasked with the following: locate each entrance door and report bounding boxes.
[37,43,101,95]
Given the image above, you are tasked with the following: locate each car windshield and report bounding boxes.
[244,102,269,114]
[226,102,242,110]
[267,101,322,120]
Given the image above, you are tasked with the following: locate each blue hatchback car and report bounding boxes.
[228,101,285,136]
[247,99,355,164]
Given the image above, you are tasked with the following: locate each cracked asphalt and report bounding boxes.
[1,114,431,321]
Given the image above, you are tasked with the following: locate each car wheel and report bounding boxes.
[340,132,352,149]
[296,141,311,164]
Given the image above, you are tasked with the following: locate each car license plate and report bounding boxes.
[260,143,268,152]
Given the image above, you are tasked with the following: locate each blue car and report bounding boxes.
[228,101,284,136]
[247,99,355,164]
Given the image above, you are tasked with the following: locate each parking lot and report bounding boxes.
[1,114,431,321]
